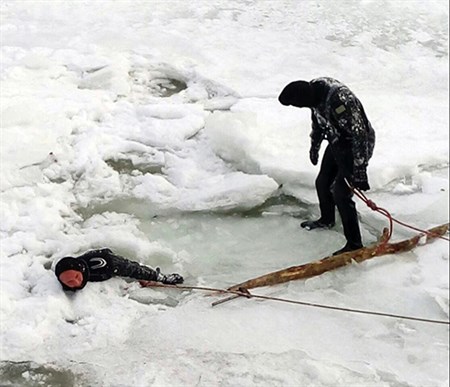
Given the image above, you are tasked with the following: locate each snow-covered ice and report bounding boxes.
[1,1,448,386]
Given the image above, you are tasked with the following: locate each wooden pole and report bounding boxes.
[227,223,449,292]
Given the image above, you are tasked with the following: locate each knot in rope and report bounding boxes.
[365,199,378,211]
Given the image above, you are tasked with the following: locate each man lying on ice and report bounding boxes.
[54,248,184,291]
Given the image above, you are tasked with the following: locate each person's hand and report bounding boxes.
[353,180,370,191]
[162,273,184,285]
[352,168,370,191]
[156,268,184,285]
[309,147,319,166]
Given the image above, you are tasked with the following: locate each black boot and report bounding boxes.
[301,219,335,231]
[333,242,363,256]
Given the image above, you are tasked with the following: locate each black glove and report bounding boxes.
[156,268,184,285]
[162,273,184,285]
[352,168,370,191]
[309,147,319,166]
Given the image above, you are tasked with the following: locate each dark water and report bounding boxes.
[0,361,79,387]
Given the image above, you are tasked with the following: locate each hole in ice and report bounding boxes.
[139,211,343,287]
[239,194,311,218]
[0,361,80,387]
[105,158,163,175]
[129,67,187,98]
[150,78,187,97]
[74,193,312,224]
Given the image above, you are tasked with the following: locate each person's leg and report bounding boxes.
[332,171,363,254]
[316,145,338,224]
[301,145,337,230]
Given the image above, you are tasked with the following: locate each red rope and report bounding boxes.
[346,180,450,243]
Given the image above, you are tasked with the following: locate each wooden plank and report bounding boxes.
[227,223,449,292]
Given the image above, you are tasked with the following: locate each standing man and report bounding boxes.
[278,77,375,255]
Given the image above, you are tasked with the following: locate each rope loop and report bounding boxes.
[345,179,450,243]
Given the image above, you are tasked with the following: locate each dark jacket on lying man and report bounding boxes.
[55,248,183,291]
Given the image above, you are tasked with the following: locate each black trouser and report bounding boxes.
[315,145,362,247]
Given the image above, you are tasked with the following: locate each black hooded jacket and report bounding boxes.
[56,248,160,290]
[309,77,375,180]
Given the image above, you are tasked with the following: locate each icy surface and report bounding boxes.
[1,1,449,386]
